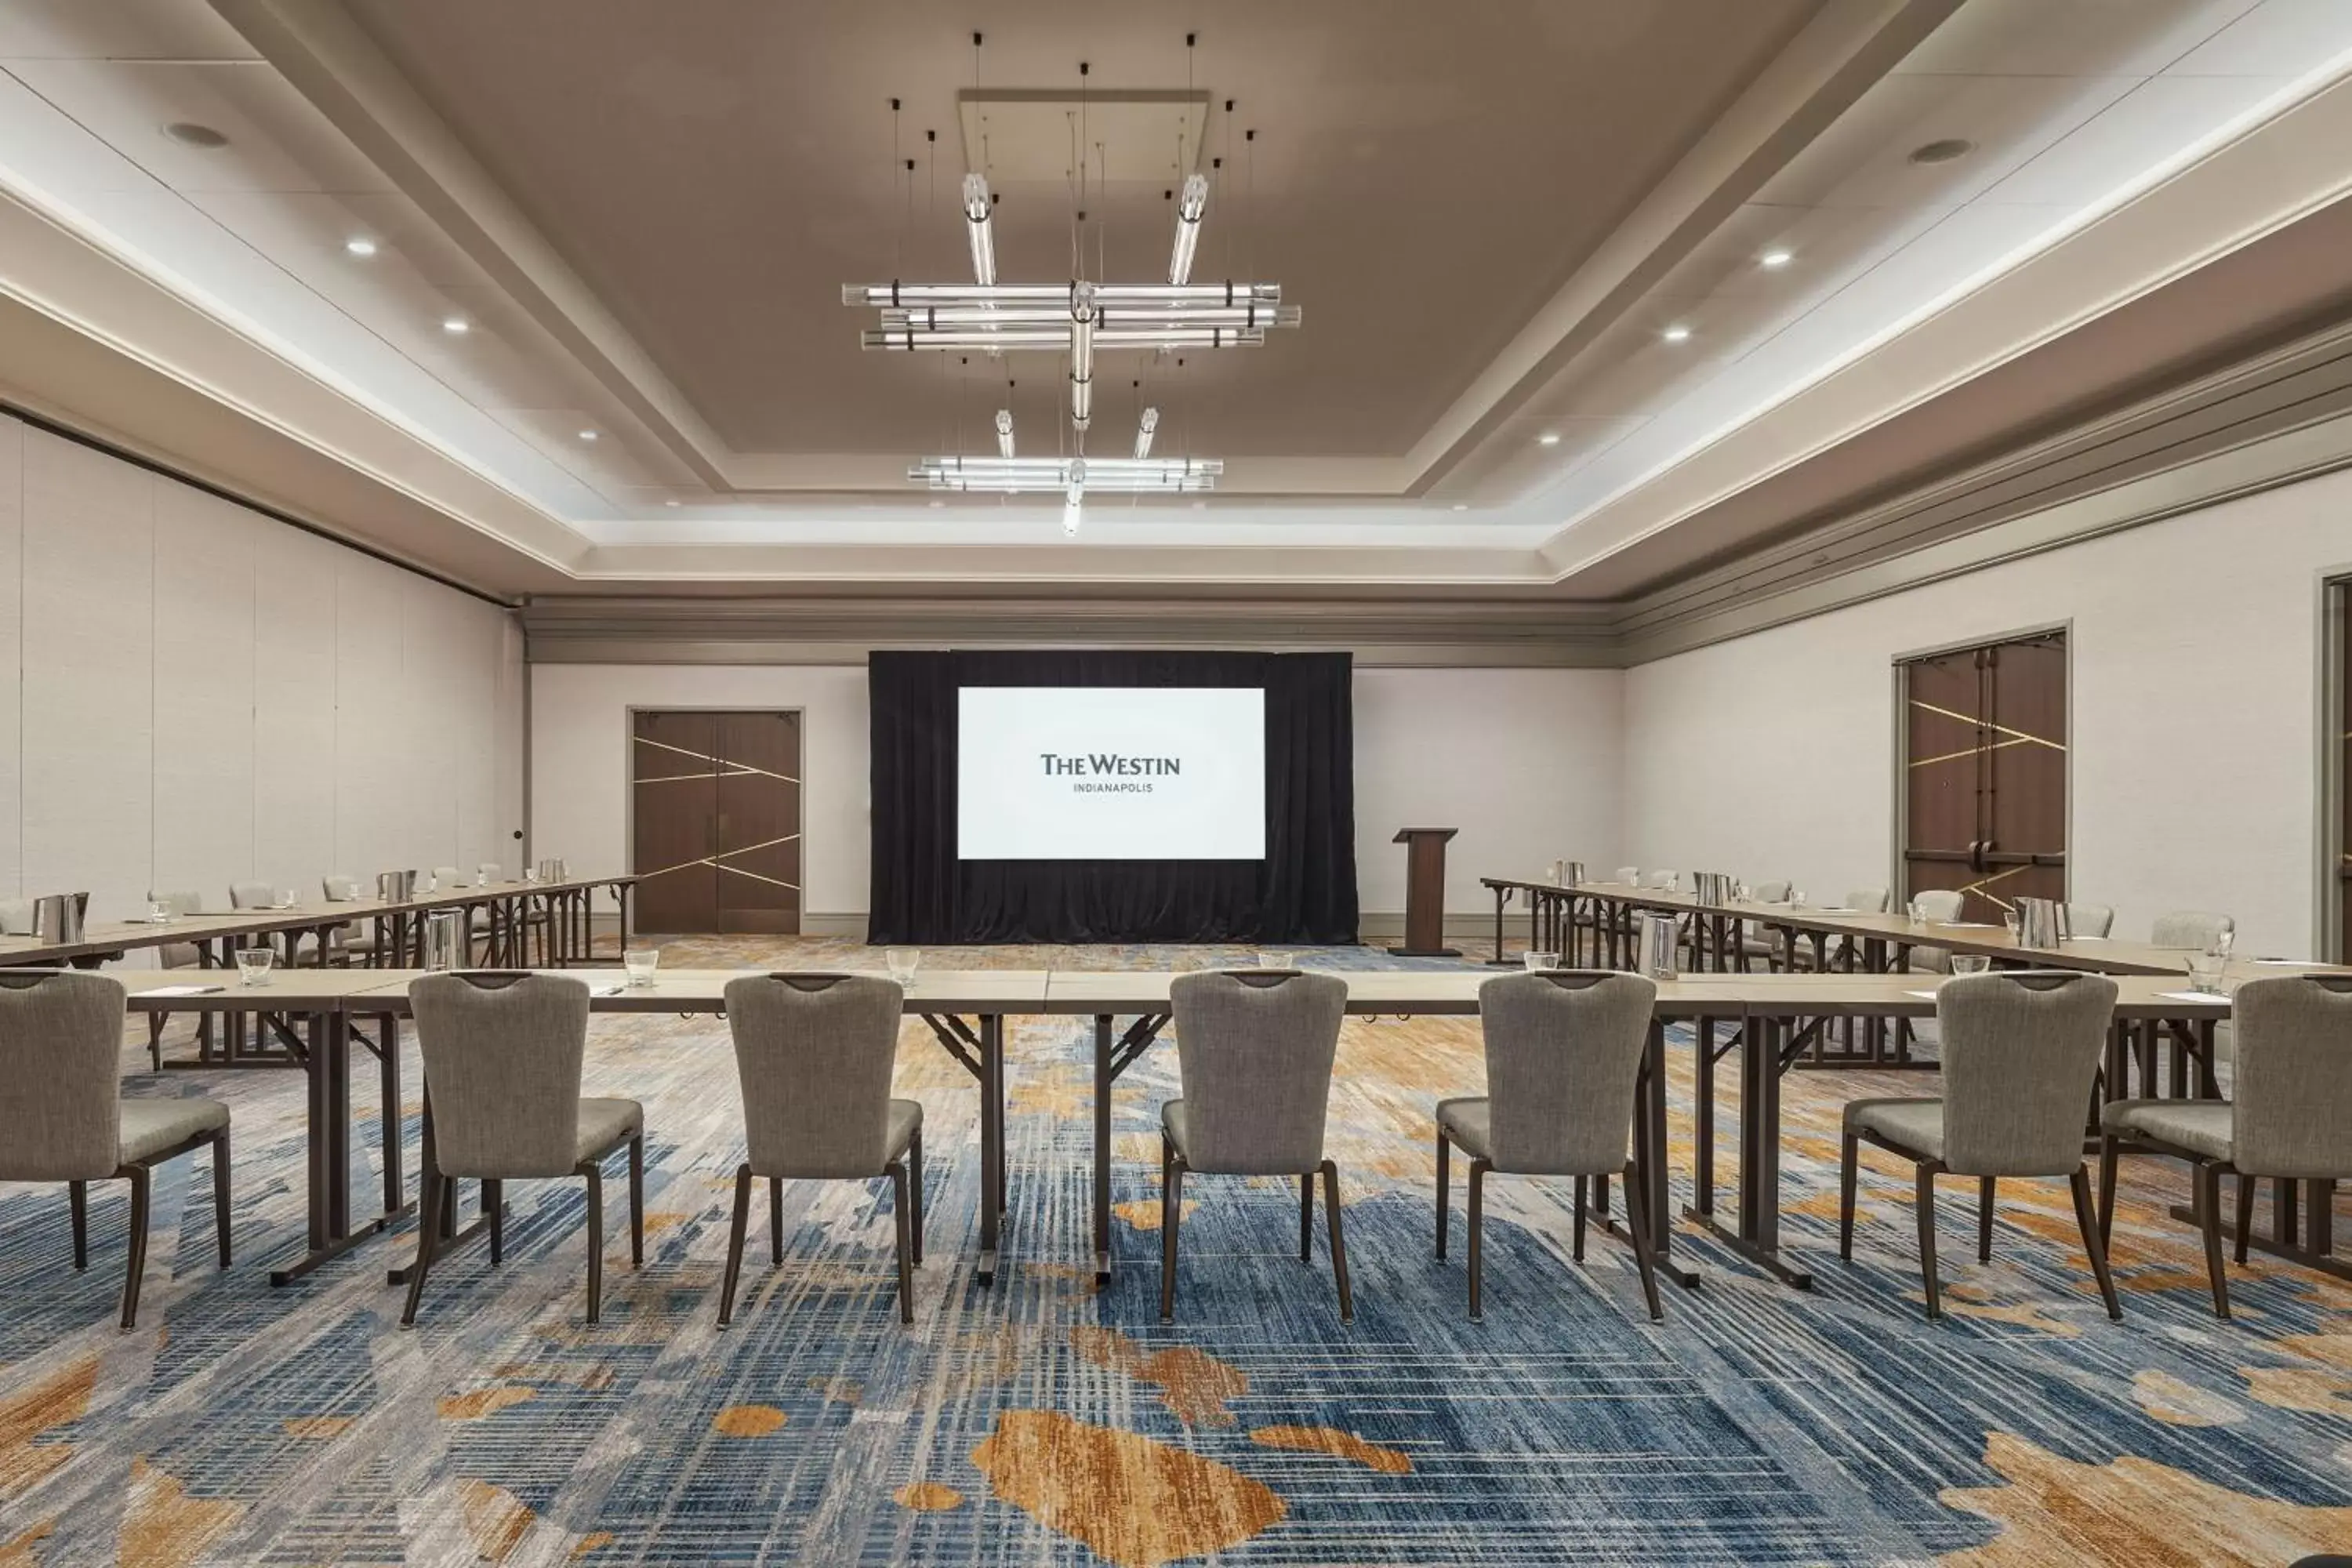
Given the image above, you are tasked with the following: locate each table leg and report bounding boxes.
[1608,1018,1697,1289]
[1693,1011,1813,1287]
[977,1013,1004,1284]
[379,1014,402,1214]
[1094,1014,1114,1279]
[1691,1018,1715,1216]
[269,1010,405,1286]
[1486,886,1514,966]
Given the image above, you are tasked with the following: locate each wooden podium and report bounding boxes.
[1388,827,1461,957]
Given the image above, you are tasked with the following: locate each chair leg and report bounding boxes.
[1837,1134,1858,1261]
[1622,1159,1664,1323]
[2069,1165,2122,1321]
[1573,1174,1588,1262]
[485,1178,504,1266]
[628,1135,644,1270]
[769,1176,784,1265]
[1299,1171,1314,1261]
[1159,1141,1184,1325]
[1434,1132,1450,1260]
[1915,1163,1942,1321]
[909,1127,924,1266]
[2234,1170,2254,1267]
[1977,1176,1995,1263]
[1321,1160,1353,1326]
[889,1161,914,1325]
[120,1167,151,1331]
[582,1161,604,1325]
[2096,1135,2119,1246]
[402,1165,445,1327]
[69,1181,88,1271]
[717,1164,752,1328]
[1467,1159,1486,1322]
[2194,1161,2230,1320]
[147,1013,164,1073]
[211,1131,232,1268]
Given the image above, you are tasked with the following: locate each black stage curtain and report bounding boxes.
[867,649,1358,945]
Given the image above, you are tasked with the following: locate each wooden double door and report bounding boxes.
[631,710,802,935]
[1901,633,2067,924]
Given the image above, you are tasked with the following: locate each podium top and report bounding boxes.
[1391,827,1459,844]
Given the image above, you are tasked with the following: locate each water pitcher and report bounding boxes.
[32,891,87,944]
[423,909,464,971]
[1637,912,1680,980]
[2015,896,2069,949]
[377,869,417,904]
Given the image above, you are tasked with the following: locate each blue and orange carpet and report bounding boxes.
[2,938,2350,1565]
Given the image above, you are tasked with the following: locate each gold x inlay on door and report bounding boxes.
[630,710,803,935]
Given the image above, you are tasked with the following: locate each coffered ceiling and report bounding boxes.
[1,0,2350,612]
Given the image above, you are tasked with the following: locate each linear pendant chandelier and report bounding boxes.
[844,90,1298,523]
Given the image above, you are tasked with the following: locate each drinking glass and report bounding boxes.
[236,947,274,987]
[1663,872,1681,894]
[887,947,922,983]
[522,867,538,884]
[275,887,296,909]
[1256,951,1295,971]
[147,899,171,924]
[622,948,660,987]
[1791,887,1807,909]
[1523,950,1561,971]
[2003,912,2021,942]
[475,866,491,887]
[2186,953,2227,994]
[1951,954,1991,976]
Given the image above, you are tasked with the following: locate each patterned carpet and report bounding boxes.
[3,938,2351,1566]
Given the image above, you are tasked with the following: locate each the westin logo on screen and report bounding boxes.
[1040,753,1181,793]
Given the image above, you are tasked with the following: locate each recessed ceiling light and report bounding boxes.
[1662,324,1693,342]
[441,317,470,335]
[344,237,379,258]
[1451,503,1468,512]
[927,499,944,508]
[164,121,228,148]
[1907,137,1974,165]
[663,499,680,507]
[577,430,598,442]
[1536,432,1562,446]
[1191,499,1207,510]
[1759,249,1791,268]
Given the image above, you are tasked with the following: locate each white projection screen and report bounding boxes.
[957,687,1266,860]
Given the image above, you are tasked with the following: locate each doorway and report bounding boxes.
[630,710,802,935]
[1899,630,2068,923]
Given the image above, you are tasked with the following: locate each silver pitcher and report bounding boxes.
[2015,896,2068,949]
[1548,858,1586,887]
[377,869,417,905]
[33,891,87,944]
[423,909,464,971]
[1637,912,1680,980]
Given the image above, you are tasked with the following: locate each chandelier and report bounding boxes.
[842,68,1298,535]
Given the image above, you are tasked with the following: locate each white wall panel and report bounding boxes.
[20,426,153,920]
[1624,463,2352,958]
[0,411,514,917]
[0,419,22,898]
[151,482,257,899]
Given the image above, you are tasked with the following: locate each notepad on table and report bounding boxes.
[133,985,222,998]
[1905,989,1940,1000]
[2158,991,2228,1006]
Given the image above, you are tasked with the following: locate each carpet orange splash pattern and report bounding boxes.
[1,938,2349,1566]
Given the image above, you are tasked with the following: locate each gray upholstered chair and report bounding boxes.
[228,881,275,909]
[143,891,210,1068]
[1160,970,1352,1324]
[2098,975,2352,1319]
[2066,902,2116,938]
[401,972,644,1327]
[0,971,230,1328]
[1613,866,1639,884]
[1838,971,2122,1321]
[1737,881,1792,972]
[0,899,34,935]
[2151,910,2235,950]
[1808,887,1892,974]
[717,974,922,1327]
[1436,971,1662,1321]
[1905,888,1966,975]
[321,875,378,965]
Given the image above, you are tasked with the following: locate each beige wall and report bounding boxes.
[1624,463,2352,959]
[529,662,1623,935]
[0,412,522,922]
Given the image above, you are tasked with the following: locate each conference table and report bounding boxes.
[109,959,2344,1304]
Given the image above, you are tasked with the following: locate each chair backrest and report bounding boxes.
[1168,970,1346,1174]
[150,890,202,917]
[410,972,590,1178]
[1938,971,2117,1176]
[2065,902,2115,938]
[723,974,905,1178]
[228,881,275,909]
[0,899,33,935]
[1752,880,1791,903]
[1845,887,1890,914]
[322,875,361,902]
[1640,869,1677,890]
[1476,971,1657,1175]
[2230,976,2352,1178]
[1911,889,1964,922]
[478,862,502,880]
[1613,866,1639,885]
[0,971,125,1180]
[430,866,462,887]
[2151,909,2234,949]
